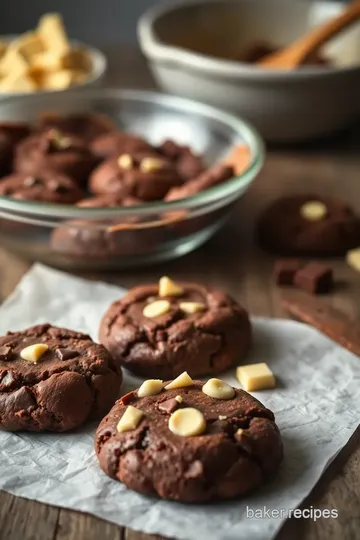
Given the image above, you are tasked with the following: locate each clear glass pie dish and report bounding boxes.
[0,88,264,270]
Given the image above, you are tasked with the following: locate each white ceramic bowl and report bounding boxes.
[138,0,360,142]
[0,37,107,100]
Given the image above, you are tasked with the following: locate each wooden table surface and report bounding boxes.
[0,47,360,540]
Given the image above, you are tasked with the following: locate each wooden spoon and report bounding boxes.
[258,0,360,69]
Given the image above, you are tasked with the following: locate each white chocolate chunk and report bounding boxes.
[236,363,276,392]
[118,154,133,169]
[168,407,206,437]
[140,157,165,172]
[38,13,70,55]
[20,343,49,363]
[218,415,227,420]
[116,405,144,433]
[165,371,194,390]
[143,299,170,318]
[158,276,184,297]
[179,301,205,314]
[175,395,183,403]
[236,428,244,436]
[300,201,327,221]
[202,378,235,400]
[346,248,360,273]
[137,379,163,398]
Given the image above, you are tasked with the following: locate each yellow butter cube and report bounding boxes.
[236,363,276,392]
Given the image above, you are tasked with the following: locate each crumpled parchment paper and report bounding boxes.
[0,264,359,540]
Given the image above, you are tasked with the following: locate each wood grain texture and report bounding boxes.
[0,45,360,540]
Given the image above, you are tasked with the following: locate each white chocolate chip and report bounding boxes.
[117,154,133,169]
[236,428,244,436]
[346,248,360,273]
[175,395,183,403]
[236,363,276,392]
[165,371,194,390]
[116,405,144,433]
[218,415,227,420]
[168,407,206,437]
[179,301,205,314]
[202,378,235,400]
[143,300,171,318]
[20,343,49,363]
[140,156,165,173]
[137,379,163,398]
[300,201,327,221]
[158,276,184,297]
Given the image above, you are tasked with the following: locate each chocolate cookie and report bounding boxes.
[0,324,122,432]
[37,113,116,141]
[95,375,283,502]
[50,195,161,259]
[99,277,252,379]
[0,171,84,204]
[90,132,155,160]
[14,129,97,186]
[257,195,360,256]
[89,153,183,201]
[158,139,205,181]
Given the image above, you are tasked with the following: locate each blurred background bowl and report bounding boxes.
[0,88,264,270]
[0,37,107,100]
[138,0,360,142]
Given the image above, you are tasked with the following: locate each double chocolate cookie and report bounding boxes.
[0,171,84,204]
[14,129,97,186]
[90,132,155,160]
[89,152,183,201]
[99,277,252,379]
[0,324,122,432]
[158,139,205,181]
[257,195,360,256]
[95,374,283,502]
[37,113,116,142]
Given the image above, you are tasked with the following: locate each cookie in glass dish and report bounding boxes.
[14,128,97,186]
[0,170,84,204]
[37,112,117,142]
[50,194,165,259]
[90,131,155,161]
[89,152,183,201]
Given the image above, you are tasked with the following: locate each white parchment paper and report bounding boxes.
[0,264,359,540]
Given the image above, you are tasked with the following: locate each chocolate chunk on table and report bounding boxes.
[294,262,333,294]
[282,295,360,357]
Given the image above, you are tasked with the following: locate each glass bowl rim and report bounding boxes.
[0,88,265,220]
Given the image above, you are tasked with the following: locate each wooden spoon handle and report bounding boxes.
[295,1,360,57]
[260,0,360,67]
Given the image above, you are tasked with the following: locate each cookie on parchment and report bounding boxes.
[0,324,122,432]
[95,374,283,502]
[99,277,252,379]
